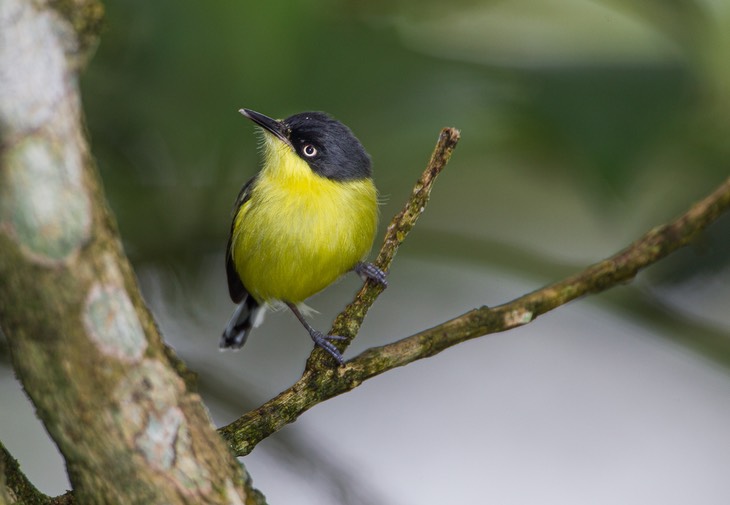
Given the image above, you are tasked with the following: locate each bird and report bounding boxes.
[221,108,387,365]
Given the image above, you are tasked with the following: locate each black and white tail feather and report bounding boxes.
[220,294,263,349]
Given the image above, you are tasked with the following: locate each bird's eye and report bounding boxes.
[302,144,318,157]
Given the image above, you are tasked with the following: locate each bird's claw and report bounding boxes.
[310,330,346,365]
[355,262,388,287]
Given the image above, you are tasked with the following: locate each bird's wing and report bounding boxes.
[226,176,256,303]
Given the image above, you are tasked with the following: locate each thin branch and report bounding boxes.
[306,127,461,369]
[218,146,730,456]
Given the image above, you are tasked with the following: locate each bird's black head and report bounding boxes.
[240,109,372,181]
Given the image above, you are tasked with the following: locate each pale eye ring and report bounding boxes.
[302,144,318,157]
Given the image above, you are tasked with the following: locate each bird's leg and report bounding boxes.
[354,261,388,287]
[286,302,346,365]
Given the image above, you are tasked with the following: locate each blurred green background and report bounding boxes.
[81,0,730,282]
[3,0,730,503]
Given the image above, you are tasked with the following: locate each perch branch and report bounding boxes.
[306,127,461,369]
[219,149,730,456]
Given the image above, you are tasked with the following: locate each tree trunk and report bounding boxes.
[0,1,261,503]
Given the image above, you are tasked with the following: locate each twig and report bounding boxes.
[218,140,730,457]
[306,127,461,369]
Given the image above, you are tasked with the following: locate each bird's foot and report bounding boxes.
[309,329,346,365]
[355,262,388,287]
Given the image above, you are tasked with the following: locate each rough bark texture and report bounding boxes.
[0,1,261,503]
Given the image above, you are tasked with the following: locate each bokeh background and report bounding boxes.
[2,1,730,503]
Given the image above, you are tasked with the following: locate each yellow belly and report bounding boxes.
[231,160,378,304]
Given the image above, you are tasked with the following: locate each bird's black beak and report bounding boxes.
[239,109,291,146]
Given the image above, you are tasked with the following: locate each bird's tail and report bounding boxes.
[220,295,263,349]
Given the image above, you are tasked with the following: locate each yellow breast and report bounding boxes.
[231,141,378,303]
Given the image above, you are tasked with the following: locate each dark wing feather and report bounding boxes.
[226,176,256,303]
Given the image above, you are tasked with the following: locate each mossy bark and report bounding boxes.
[0,1,261,503]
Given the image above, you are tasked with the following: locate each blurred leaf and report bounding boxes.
[392,0,685,66]
[508,64,697,192]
